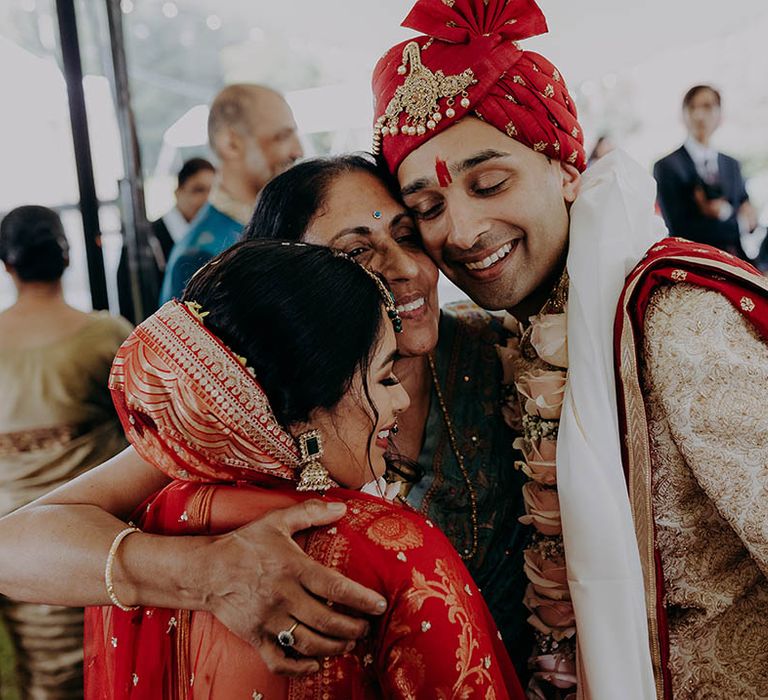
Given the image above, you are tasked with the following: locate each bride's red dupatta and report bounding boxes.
[614,238,768,699]
[85,301,525,700]
[84,300,305,699]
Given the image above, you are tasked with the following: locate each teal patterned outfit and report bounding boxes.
[404,302,531,678]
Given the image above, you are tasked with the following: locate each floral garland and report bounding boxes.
[496,273,577,700]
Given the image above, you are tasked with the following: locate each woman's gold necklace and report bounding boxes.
[427,354,479,562]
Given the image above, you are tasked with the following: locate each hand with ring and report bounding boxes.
[202,499,387,676]
[277,621,300,649]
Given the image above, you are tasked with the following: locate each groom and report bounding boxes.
[363,0,768,698]
[370,1,652,696]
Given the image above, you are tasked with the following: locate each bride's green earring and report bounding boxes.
[295,430,335,492]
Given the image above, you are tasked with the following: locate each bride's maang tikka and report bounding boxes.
[367,270,403,334]
[332,250,403,334]
[372,40,477,155]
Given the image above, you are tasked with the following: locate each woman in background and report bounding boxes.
[0,206,132,698]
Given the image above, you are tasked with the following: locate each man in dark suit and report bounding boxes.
[118,157,215,323]
[653,85,757,258]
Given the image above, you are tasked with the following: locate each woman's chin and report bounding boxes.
[367,454,388,481]
[396,327,439,358]
[329,463,385,491]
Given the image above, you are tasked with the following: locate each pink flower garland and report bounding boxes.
[497,308,577,700]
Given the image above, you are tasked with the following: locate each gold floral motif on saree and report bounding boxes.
[405,558,494,695]
[366,514,424,551]
[341,498,391,528]
[389,646,425,699]
[288,529,353,700]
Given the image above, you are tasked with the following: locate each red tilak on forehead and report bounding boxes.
[435,157,452,187]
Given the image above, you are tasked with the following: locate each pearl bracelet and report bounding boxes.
[105,526,141,611]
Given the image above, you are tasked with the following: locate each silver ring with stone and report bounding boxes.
[277,621,300,648]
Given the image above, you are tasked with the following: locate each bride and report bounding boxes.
[84,239,524,699]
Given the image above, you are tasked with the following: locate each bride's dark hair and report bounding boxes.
[241,154,421,484]
[182,239,388,430]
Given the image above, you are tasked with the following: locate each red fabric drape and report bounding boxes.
[371,0,586,173]
[85,480,525,699]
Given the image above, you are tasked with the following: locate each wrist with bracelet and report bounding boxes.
[105,525,141,611]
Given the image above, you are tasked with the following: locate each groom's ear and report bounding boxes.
[560,163,581,204]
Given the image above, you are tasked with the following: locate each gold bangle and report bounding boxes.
[105,526,141,611]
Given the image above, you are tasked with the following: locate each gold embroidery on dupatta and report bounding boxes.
[670,254,768,292]
[740,296,755,312]
[366,515,424,551]
[110,302,300,480]
[174,488,214,700]
[405,558,494,694]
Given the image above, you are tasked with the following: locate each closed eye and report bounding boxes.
[472,177,509,196]
[411,201,444,221]
[395,230,421,247]
[344,245,371,260]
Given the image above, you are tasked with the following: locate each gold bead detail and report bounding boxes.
[428,355,478,562]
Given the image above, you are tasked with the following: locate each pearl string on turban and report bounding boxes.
[371,0,586,174]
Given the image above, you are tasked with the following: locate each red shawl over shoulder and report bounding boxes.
[614,238,768,699]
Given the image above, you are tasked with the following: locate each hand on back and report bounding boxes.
[204,499,387,676]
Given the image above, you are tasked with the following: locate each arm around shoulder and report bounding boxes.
[0,450,383,673]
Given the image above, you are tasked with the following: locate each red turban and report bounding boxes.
[371,0,586,174]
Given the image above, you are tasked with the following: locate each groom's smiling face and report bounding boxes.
[397,117,580,319]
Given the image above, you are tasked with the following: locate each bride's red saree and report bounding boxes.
[85,301,524,699]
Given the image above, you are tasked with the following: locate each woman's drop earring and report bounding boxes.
[296,430,335,492]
